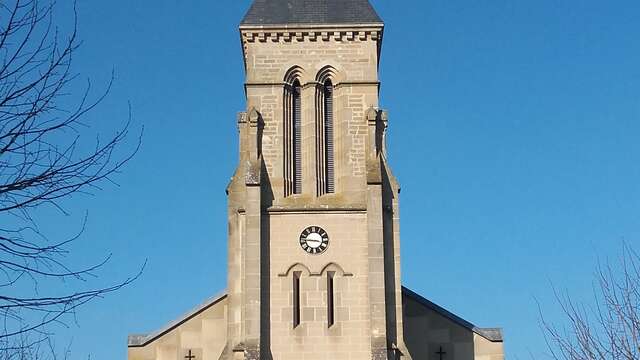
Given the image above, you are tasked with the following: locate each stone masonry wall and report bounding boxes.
[243,33,380,204]
[267,212,371,360]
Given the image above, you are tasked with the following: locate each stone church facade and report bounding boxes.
[127,1,504,359]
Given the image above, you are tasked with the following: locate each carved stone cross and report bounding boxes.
[185,350,196,360]
[435,346,447,360]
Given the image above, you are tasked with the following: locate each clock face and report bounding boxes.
[299,226,330,255]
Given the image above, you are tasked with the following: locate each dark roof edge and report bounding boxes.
[128,292,228,348]
[402,287,504,342]
[239,23,384,30]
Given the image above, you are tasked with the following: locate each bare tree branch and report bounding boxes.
[540,243,640,360]
[0,0,142,355]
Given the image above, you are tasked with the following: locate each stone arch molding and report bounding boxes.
[278,262,353,277]
[281,64,346,86]
[283,65,309,85]
[278,263,312,277]
[315,64,345,85]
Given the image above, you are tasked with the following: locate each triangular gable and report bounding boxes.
[128,292,228,348]
[402,287,503,342]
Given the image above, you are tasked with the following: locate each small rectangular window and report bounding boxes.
[293,272,301,328]
[327,272,335,328]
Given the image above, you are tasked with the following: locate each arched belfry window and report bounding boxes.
[284,76,303,196]
[316,73,336,196]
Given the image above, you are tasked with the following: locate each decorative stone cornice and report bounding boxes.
[241,28,382,44]
[239,25,384,66]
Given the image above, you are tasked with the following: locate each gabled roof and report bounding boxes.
[128,287,503,348]
[402,287,504,342]
[128,292,227,348]
[240,0,383,27]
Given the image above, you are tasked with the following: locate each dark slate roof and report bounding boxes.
[241,0,383,26]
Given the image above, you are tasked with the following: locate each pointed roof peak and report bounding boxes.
[240,0,383,27]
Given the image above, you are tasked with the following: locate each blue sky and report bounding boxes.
[33,0,640,358]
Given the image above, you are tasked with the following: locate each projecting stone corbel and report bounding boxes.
[248,107,261,127]
[237,111,247,126]
[366,107,383,185]
[379,110,389,156]
[366,153,383,185]
[366,106,378,155]
[366,106,388,156]
[244,157,261,186]
[244,108,263,186]
[247,107,263,158]
[366,106,378,121]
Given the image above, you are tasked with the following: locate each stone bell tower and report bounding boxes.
[126,2,505,359]
[225,0,410,359]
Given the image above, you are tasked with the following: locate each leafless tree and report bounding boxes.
[541,243,640,360]
[0,0,141,355]
[0,334,67,360]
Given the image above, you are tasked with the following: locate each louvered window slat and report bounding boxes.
[293,82,303,195]
[324,82,335,194]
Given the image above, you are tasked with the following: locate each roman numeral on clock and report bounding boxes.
[299,226,330,255]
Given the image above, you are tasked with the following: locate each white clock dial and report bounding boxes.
[299,226,330,255]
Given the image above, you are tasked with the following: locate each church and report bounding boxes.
[127,1,504,359]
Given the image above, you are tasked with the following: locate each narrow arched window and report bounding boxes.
[284,79,303,196]
[327,271,335,328]
[292,80,302,195]
[316,79,335,196]
[323,80,335,194]
[293,272,301,328]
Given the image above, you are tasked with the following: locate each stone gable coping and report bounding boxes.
[127,288,502,349]
[127,292,228,348]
